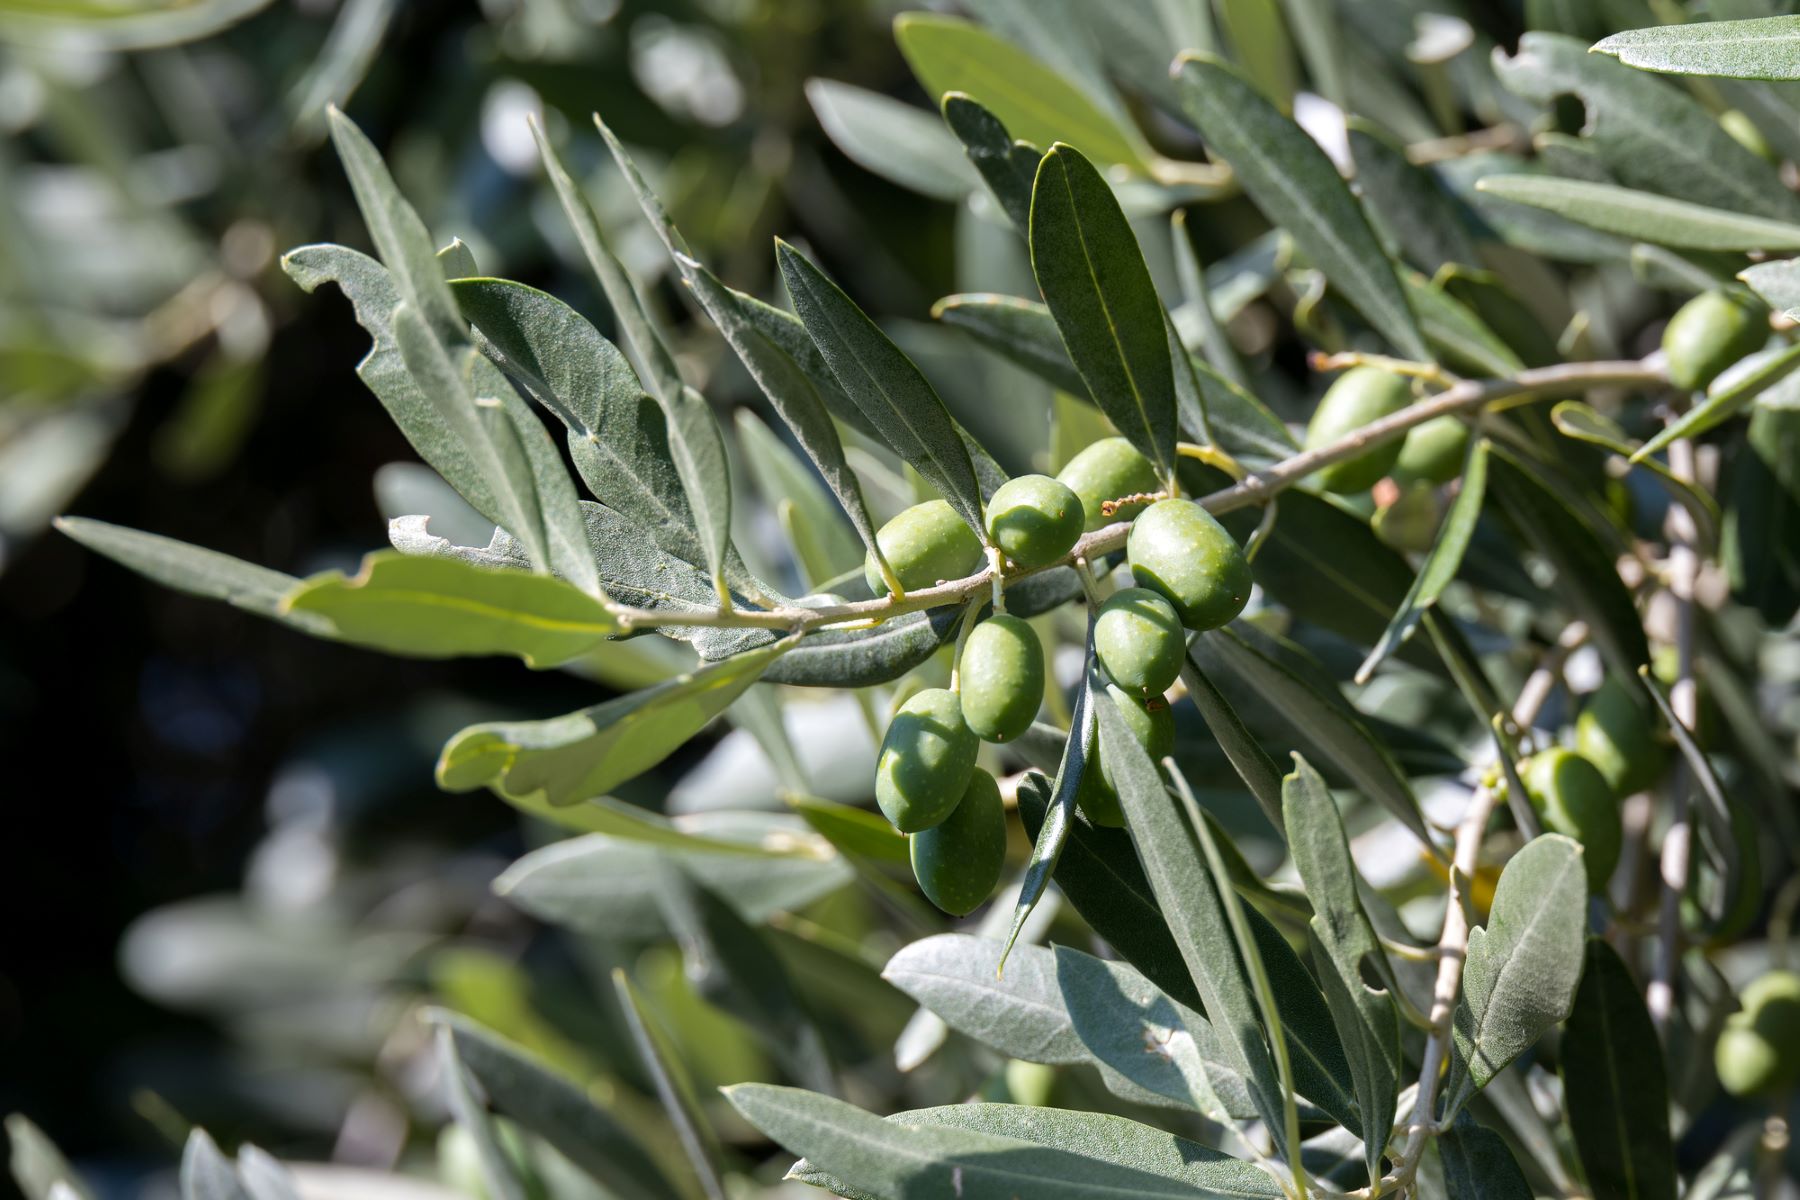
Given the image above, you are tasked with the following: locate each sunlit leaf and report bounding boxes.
[1474,176,1800,252]
[1595,16,1800,82]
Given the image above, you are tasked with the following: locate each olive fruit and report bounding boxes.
[1094,587,1185,697]
[1663,289,1767,393]
[863,499,984,596]
[1305,367,1413,493]
[1077,686,1176,827]
[1575,676,1665,797]
[1394,414,1470,485]
[1372,481,1441,555]
[1056,437,1162,530]
[1125,498,1252,631]
[909,766,1007,915]
[1715,970,1800,1097]
[876,688,979,832]
[958,613,1044,743]
[987,474,1085,568]
[1523,748,1622,892]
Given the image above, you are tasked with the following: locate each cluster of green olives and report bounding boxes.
[865,437,1252,913]
[1715,970,1800,1097]
[1517,676,1667,894]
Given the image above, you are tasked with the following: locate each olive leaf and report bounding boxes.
[1179,654,1285,831]
[611,971,729,1200]
[1474,176,1800,252]
[1550,401,1721,544]
[1348,121,1481,276]
[1594,16,1800,82]
[179,1130,251,1200]
[1739,257,1800,319]
[932,294,1086,397]
[806,77,977,201]
[1173,54,1428,362]
[1634,341,1800,462]
[1029,142,1179,483]
[1438,1112,1534,1200]
[881,935,1092,1066]
[941,93,1042,233]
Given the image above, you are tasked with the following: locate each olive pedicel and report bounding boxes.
[1055,437,1162,531]
[1077,686,1175,828]
[1523,747,1622,892]
[909,767,1006,915]
[1575,676,1664,798]
[1715,970,1800,1097]
[987,474,1085,568]
[1305,366,1413,493]
[1125,498,1252,631]
[1663,289,1767,393]
[1094,587,1184,697]
[863,499,984,596]
[958,613,1044,744]
[875,687,978,832]
[1394,414,1470,485]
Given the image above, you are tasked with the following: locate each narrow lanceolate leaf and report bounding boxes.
[1449,834,1588,1106]
[1348,121,1481,275]
[432,1013,684,1200]
[729,1086,1261,1200]
[179,1131,248,1200]
[1000,652,1097,965]
[1029,143,1178,480]
[1179,655,1284,831]
[280,551,618,667]
[6,1115,95,1200]
[1637,669,1744,931]
[664,384,735,600]
[807,78,976,201]
[1551,401,1720,544]
[1095,695,1289,1155]
[1173,54,1428,362]
[1404,274,1525,378]
[785,1103,1281,1200]
[1561,940,1676,1200]
[776,243,987,540]
[612,971,728,1200]
[325,108,461,341]
[1195,625,1433,849]
[433,1024,527,1200]
[1474,176,1800,252]
[437,637,789,806]
[942,93,1042,234]
[1740,257,1800,318]
[894,13,1152,173]
[881,935,1091,1066]
[55,518,328,634]
[1357,436,1488,683]
[1595,16,1800,82]
[1282,754,1399,1185]
[1438,1112,1534,1200]
[1634,341,1800,462]
[931,294,1087,397]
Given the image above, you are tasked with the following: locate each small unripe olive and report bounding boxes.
[909,766,1007,915]
[987,474,1085,568]
[1523,748,1622,892]
[876,687,978,832]
[958,613,1044,743]
[1715,970,1800,1097]
[1125,498,1251,631]
[1372,481,1441,555]
[1663,289,1767,393]
[863,500,984,596]
[1575,677,1665,798]
[1394,414,1470,485]
[1305,367,1413,493]
[1056,437,1162,531]
[1094,587,1185,697]
[1076,686,1176,828]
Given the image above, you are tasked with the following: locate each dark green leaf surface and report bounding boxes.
[1349,122,1481,275]
[931,294,1087,397]
[1438,1112,1533,1199]
[1404,274,1525,377]
[1358,437,1488,683]
[612,971,728,1200]
[757,607,960,687]
[942,93,1042,233]
[1449,834,1588,1104]
[1550,402,1720,543]
[1179,655,1285,832]
[778,242,987,539]
[1595,16,1800,81]
[1474,176,1800,251]
[434,1013,682,1200]
[1029,143,1178,481]
[1561,940,1675,1200]
[1173,55,1427,361]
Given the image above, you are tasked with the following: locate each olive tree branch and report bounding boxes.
[605,358,1666,636]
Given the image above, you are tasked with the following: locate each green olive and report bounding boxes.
[1372,481,1441,554]
[1077,686,1176,827]
[1125,498,1252,631]
[876,687,979,832]
[987,474,1085,568]
[863,499,985,596]
[1394,414,1470,485]
[1663,289,1767,393]
[1715,970,1800,1097]
[958,613,1044,743]
[1575,677,1665,798]
[1305,367,1413,493]
[1094,587,1185,697]
[909,767,1007,915]
[1056,437,1162,531]
[1523,748,1622,892]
